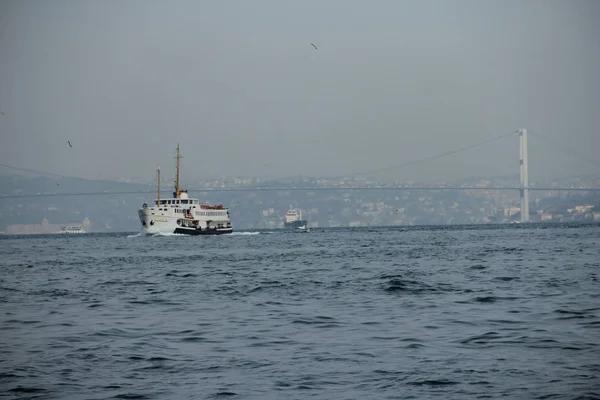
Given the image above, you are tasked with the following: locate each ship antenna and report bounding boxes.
[175,143,182,198]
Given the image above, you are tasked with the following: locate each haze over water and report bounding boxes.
[1,224,599,399]
[1,1,599,182]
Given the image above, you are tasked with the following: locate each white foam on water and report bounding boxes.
[152,231,187,237]
[127,230,186,238]
[126,231,146,238]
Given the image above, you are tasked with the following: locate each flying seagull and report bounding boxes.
[67,141,72,147]
[310,43,318,50]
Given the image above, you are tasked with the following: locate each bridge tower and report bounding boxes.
[519,129,530,222]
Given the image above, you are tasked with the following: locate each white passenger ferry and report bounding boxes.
[137,145,233,235]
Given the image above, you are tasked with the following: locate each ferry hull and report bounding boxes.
[283,220,308,229]
[173,227,233,235]
[138,209,232,236]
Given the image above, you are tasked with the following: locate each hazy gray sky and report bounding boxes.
[1,0,598,183]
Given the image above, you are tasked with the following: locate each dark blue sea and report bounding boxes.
[1,224,599,400]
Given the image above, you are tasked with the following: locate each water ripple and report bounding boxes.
[1,224,599,399]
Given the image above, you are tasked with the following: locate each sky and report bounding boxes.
[0,0,599,184]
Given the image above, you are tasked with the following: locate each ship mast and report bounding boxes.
[157,166,161,206]
[175,143,181,198]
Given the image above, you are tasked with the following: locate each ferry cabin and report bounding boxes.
[142,191,230,231]
[150,198,228,220]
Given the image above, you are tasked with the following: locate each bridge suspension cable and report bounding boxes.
[527,131,600,169]
[347,131,516,177]
[1,185,598,200]
[0,163,68,179]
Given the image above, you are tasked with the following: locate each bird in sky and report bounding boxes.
[67,141,72,147]
[310,43,318,50]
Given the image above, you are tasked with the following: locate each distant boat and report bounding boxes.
[283,205,308,230]
[137,144,233,235]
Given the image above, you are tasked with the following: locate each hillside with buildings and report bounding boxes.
[0,174,599,233]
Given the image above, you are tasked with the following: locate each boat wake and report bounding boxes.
[227,231,260,236]
[152,232,187,237]
[127,231,187,238]
[127,231,146,238]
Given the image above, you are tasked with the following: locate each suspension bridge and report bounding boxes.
[1,129,599,223]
